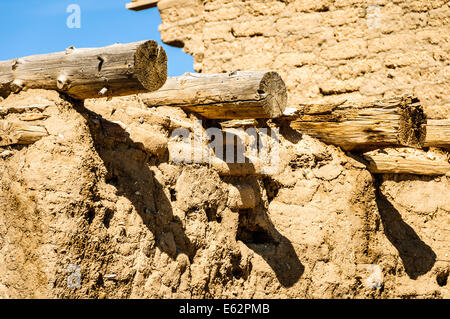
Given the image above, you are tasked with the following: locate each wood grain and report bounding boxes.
[126,0,159,11]
[0,40,167,100]
[283,95,426,151]
[140,71,287,119]
[0,120,48,146]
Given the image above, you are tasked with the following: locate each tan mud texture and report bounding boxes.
[0,0,449,299]
[0,89,448,298]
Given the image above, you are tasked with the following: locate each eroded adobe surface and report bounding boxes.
[0,0,449,298]
[158,0,449,118]
[0,88,447,298]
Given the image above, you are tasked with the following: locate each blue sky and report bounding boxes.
[0,0,193,76]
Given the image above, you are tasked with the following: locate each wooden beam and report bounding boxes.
[0,104,49,116]
[282,95,426,151]
[126,0,158,11]
[220,119,259,128]
[168,142,282,176]
[139,71,287,119]
[227,183,256,210]
[0,40,167,100]
[424,119,450,149]
[363,148,450,175]
[0,120,48,147]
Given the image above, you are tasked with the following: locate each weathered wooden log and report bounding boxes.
[282,95,426,151]
[140,71,287,119]
[19,113,49,121]
[221,119,259,128]
[363,148,450,175]
[0,40,167,100]
[424,119,450,149]
[0,120,48,146]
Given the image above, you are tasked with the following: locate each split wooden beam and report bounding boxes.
[281,95,426,152]
[363,148,450,176]
[424,119,450,149]
[139,71,288,119]
[0,104,50,116]
[0,40,167,100]
[0,120,48,147]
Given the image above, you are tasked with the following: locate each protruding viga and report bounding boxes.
[0,40,167,100]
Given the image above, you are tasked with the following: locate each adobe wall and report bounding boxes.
[153,0,450,297]
[157,0,449,118]
[0,1,448,299]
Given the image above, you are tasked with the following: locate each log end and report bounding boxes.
[397,95,426,148]
[135,40,168,92]
[259,72,287,118]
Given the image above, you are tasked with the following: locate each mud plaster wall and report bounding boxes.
[0,0,448,299]
[156,0,450,296]
[157,0,449,118]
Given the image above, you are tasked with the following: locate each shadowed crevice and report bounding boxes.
[375,184,436,279]
[75,102,195,262]
[235,178,304,288]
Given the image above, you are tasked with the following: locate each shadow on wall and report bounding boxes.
[375,188,436,279]
[77,104,304,289]
[163,44,195,76]
[218,126,304,287]
[77,103,195,262]
[235,177,304,288]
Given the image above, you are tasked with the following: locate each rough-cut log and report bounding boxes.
[221,119,259,128]
[0,41,167,100]
[0,120,48,146]
[363,148,450,175]
[282,95,426,151]
[424,119,450,149]
[19,113,49,121]
[126,0,158,11]
[140,71,287,119]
